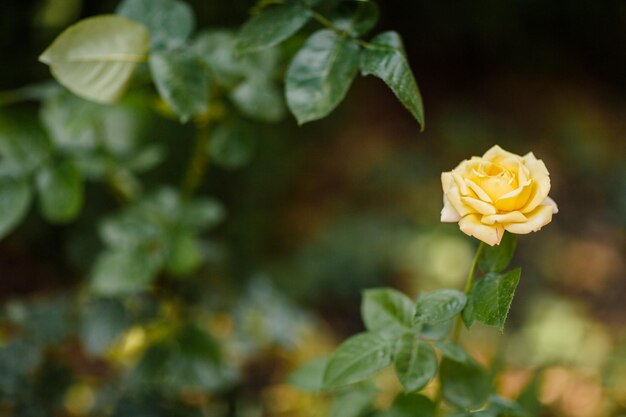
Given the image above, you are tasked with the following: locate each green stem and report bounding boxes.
[451,242,484,342]
[181,122,211,198]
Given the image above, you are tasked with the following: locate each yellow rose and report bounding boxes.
[441,145,558,246]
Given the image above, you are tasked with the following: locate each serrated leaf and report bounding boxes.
[116,0,195,49]
[287,357,328,392]
[0,177,32,239]
[91,250,159,295]
[360,31,424,129]
[394,334,437,392]
[39,15,149,103]
[440,358,491,409]
[149,48,210,122]
[208,123,255,169]
[236,3,311,54]
[361,288,414,336]
[414,289,466,325]
[434,340,474,365]
[323,332,393,388]
[286,29,359,124]
[331,0,379,36]
[479,233,517,273]
[470,269,521,331]
[36,160,83,223]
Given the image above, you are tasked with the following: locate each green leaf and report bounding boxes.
[230,78,286,123]
[489,395,532,417]
[0,113,51,177]
[331,0,379,36]
[208,123,255,169]
[39,15,149,103]
[360,31,424,129]
[287,357,328,392]
[80,299,129,356]
[414,289,466,325]
[193,30,244,87]
[420,320,454,340]
[285,29,360,124]
[434,340,473,365]
[386,393,436,417]
[116,0,195,49]
[478,233,517,273]
[236,3,311,54]
[36,160,83,223]
[469,269,521,331]
[179,198,225,230]
[329,386,376,417]
[394,334,437,392]
[440,358,491,409]
[165,229,203,277]
[91,250,159,295]
[149,48,210,122]
[0,177,32,239]
[323,332,393,388]
[361,288,414,336]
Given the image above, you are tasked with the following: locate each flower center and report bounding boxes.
[471,162,518,201]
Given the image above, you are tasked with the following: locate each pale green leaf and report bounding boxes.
[236,3,311,54]
[440,358,491,409]
[149,48,210,122]
[287,357,328,392]
[394,334,437,392]
[478,233,517,273]
[469,269,521,331]
[361,288,414,336]
[36,160,83,223]
[434,340,473,365]
[360,31,424,129]
[329,386,376,417]
[230,78,286,123]
[39,15,149,103]
[286,30,359,124]
[0,177,32,239]
[116,0,195,49]
[91,250,159,295]
[414,289,466,325]
[323,332,393,388]
[165,229,203,277]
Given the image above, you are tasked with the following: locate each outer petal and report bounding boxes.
[481,211,527,225]
[482,145,520,162]
[441,195,461,222]
[446,184,472,217]
[542,196,559,214]
[520,153,551,213]
[461,196,496,215]
[504,205,554,234]
[441,171,454,191]
[459,214,504,246]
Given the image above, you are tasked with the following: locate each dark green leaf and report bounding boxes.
[329,386,376,417]
[440,358,491,409]
[208,123,255,169]
[386,393,435,417]
[0,177,32,239]
[394,334,437,392]
[331,0,379,36]
[489,395,532,417]
[461,296,475,329]
[323,332,393,388]
[36,160,83,223]
[236,3,311,54]
[230,78,286,122]
[0,113,51,177]
[117,0,195,49]
[360,31,424,129]
[286,29,359,124]
[165,229,203,277]
[414,289,466,325]
[80,299,129,356]
[470,269,521,331]
[435,340,474,365]
[361,288,414,336]
[149,48,210,122]
[91,250,159,295]
[478,234,517,273]
[287,357,328,392]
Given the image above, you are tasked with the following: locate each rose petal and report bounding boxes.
[453,172,470,195]
[459,214,504,246]
[483,145,520,162]
[504,205,554,234]
[542,196,559,214]
[446,184,472,216]
[441,195,461,222]
[465,179,492,202]
[441,171,454,191]
[481,211,527,225]
[461,196,497,215]
[495,182,532,211]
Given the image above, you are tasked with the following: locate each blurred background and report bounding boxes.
[0,0,625,416]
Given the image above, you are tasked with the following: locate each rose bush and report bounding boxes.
[441,145,558,246]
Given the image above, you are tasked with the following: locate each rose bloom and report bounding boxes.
[441,145,558,246]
